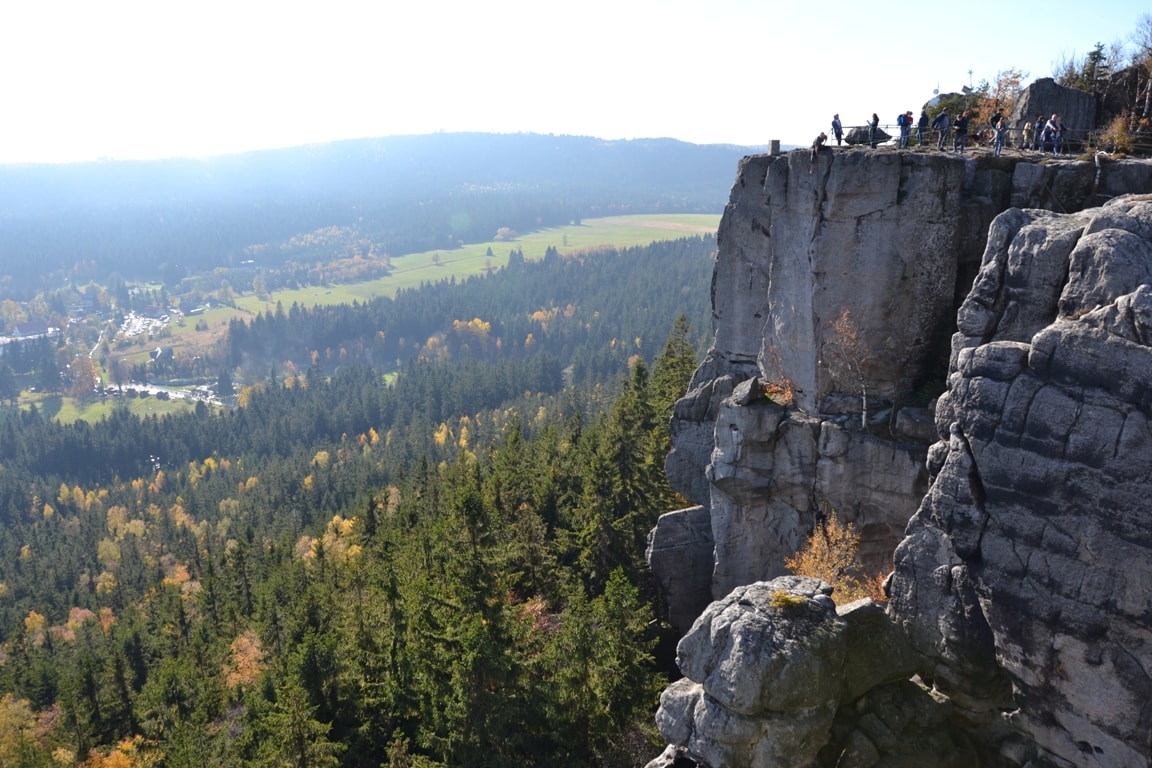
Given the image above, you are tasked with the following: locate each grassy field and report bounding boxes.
[236,213,720,313]
[20,391,196,422]
[25,213,719,423]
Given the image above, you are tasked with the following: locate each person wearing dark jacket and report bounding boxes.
[953,111,970,153]
[931,110,951,150]
[917,109,929,146]
[869,113,879,148]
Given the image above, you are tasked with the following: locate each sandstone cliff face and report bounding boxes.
[889,194,1152,768]
[649,147,1152,767]
[659,149,1062,623]
[660,149,971,613]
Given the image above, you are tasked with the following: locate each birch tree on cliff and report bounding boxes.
[822,309,874,430]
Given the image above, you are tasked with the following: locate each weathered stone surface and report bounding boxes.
[893,406,936,442]
[652,150,1152,768]
[643,744,699,768]
[820,680,979,768]
[702,379,928,599]
[1009,77,1097,150]
[659,150,1136,628]
[836,599,920,702]
[1096,158,1152,200]
[676,578,846,715]
[889,194,1152,768]
[760,150,963,411]
[667,373,745,506]
[843,126,891,146]
[647,505,715,634]
[653,577,919,768]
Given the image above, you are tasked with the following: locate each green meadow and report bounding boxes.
[21,391,196,422]
[235,213,720,313]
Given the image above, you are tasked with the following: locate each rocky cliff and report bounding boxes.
[889,194,1152,767]
[648,145,1152,767]
[656,148,1151,624]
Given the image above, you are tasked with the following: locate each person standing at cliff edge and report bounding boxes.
[953,110,970,153]
[992,117,1006,156]
[931,109,951,150]
[1046,114,1064,155]
[1034,115,1047,152]
[831,114,843,146]
[869,113,880,148]
[897,111,912,148]
[917,109,929,147]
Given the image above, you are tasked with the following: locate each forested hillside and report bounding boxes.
[0,234,713,766]
[0,134,749,299]
[227,237,712,382]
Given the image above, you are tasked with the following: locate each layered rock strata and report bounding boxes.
[889,194,1152,768]
[649,145,1152,767]
[656,148,1152,633]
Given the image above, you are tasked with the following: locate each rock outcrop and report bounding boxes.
[1009,77,1098,149]
[658,149,1152,629]
[646,576,975,768]
[659,149,970,621]
[889,194,1152,768]
[648,143,1152,767]
[646,505,714,634]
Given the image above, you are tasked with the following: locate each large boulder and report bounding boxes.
[1009,77,1097,151]
[649,577,924,768]
[843,125,891,146]
[647,505,715,634]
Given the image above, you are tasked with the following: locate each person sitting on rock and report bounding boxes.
[810,132,828,172]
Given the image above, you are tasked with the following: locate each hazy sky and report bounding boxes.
[1,0,1147,164]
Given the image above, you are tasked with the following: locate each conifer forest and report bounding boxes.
[0,133,742,766]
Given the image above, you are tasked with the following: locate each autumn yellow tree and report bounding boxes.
[0,694,45,765]
[784,505,886,604]
[972,68,1027,125]
[69,355,100,400]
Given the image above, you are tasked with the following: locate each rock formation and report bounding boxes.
[1009,77,1097,149]
[889,194,1152,767]
[645,576,971,768]
[658,149,970,619]
[648,142,1152,767]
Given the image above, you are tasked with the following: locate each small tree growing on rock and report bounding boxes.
[784,504,886,604]
[761,344,795,405]
[822,308,874,429]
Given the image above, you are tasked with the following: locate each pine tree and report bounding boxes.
[650,315,698,429]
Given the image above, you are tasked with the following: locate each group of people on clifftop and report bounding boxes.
[816,110,1067,158]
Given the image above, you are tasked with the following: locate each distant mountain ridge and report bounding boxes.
[0,132,760,212]
[0,133,756,296]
